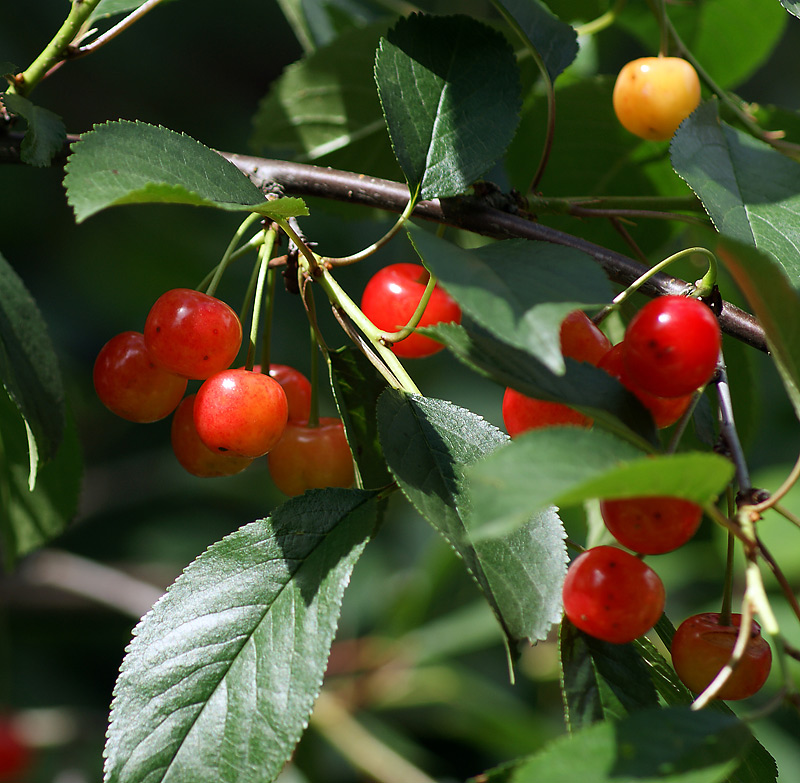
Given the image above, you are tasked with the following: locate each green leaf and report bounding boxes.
[671,101,800,282]
[274,0,386,52]
[508,707,752,783]
[328,346,392,490]
[466,428,733,538]
[64,121,309,222]
[250,22,400,180]
[781,0,800,18]
[377,390,566,647]
[713,237,800,418]
[424,321,658,448]
[1,93,66,167]
[560,620,658,734]
[408,227,612,374]
[0,391,81,570]
[88,0,178,23]
[374,13,521,200]
[493,0,578,82]
[0,251,65,474]
[104,488,378,783]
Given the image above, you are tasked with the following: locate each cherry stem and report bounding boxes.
[715,351,752,493]
[324,195,418,267]
[378,272,438,344]
[306,295,321,429]
[6,0,103,98]
[720,488,736,626]
[245,225,277,371]
[574,0,627,37]
[598,246,718,319]
[206,212,263,297]
[259,267,278,373]
[276,217,321,274]
[749,450,800,515]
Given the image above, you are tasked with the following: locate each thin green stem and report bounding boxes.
[276,217,320,273]
[7,0,103,97]
[245,226,277,371]
[307,318,320,429]
[379,272,438,343]
[750,450,800,515]
[317,267,421,396]
[325,195,418,266]
[720,488,737,626]
[260,267,278,372]
[206,212,263,296]
[70,0,168,59]
[574,0,627,37]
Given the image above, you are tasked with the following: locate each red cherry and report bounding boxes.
[193,368,288,458]
[502,310,610,436]
[599,496,703,555]
[144,288,242,379]
[93,331,187,422]
[0,716,31,782]
[622,296,720,398]
[360,263,462,358]
[267,417,355,496]
[598,343,692,429]
[249,364,312,423]
[502,387,591,435]
[671,613,772,700]
[559,310,613,365]
[170,394,253,477]
[562,545,665,644]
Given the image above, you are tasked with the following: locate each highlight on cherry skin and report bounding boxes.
[267,417,355,497]
[622,295,721,399]
[171,394,254,478]
[599,496,704,555]
[93,331,188,422]
[144,288,243,379]
[562,545,665,645]
[193,368,289,458]
[671,612,773,700]
[360,262,462,358]
[612,56,701,141]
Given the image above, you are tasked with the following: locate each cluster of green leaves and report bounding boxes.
[2,1,800,782]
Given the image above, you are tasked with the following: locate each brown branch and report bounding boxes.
[0,132,767,352]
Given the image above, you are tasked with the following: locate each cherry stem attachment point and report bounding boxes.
[245,224,277,371]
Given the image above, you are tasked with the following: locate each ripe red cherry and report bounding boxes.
[267,417,355,496]
[562,545,665,644]
[503,387,591,435]
[170,394,253,477]
[598,343,693,429]
[671,613,772,700]
[0,716,31,782]
[193,368,288,458]
[144,288,243,379]
[502,310,610,436]
[93,331,188,422]
[599,496,703,555]
[250,364,312,423]
[622,296,720,398]
[360,263,462,358]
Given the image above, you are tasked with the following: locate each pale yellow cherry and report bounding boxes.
[612,56,701,141]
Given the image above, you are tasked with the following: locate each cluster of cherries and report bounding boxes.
[93,288,354,495]
[502,298,772,701]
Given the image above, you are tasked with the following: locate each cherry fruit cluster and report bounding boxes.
[94,289,354,495]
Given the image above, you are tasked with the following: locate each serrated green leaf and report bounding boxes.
[1,93,66,167]
[493,0,578,82]
[0,251,65,472]
[713,237,800,419]
[104,488,378,783]
[0,391,81,570]
[64,121,308,222]
[424,321,658,448]
[559,621,605,732]
[250,22,400,180]
[509,707,751,783]
[377,390,566,647]
[407,227,612,374]
[466,428,733,538]
[374,13,521,200]
[328,346,392,490]
[671,101,800,282]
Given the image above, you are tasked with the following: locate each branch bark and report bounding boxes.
[0,132,767,351]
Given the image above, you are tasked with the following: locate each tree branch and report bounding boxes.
[0,133,767,352]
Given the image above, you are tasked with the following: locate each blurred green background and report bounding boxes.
[2,1,800,781]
